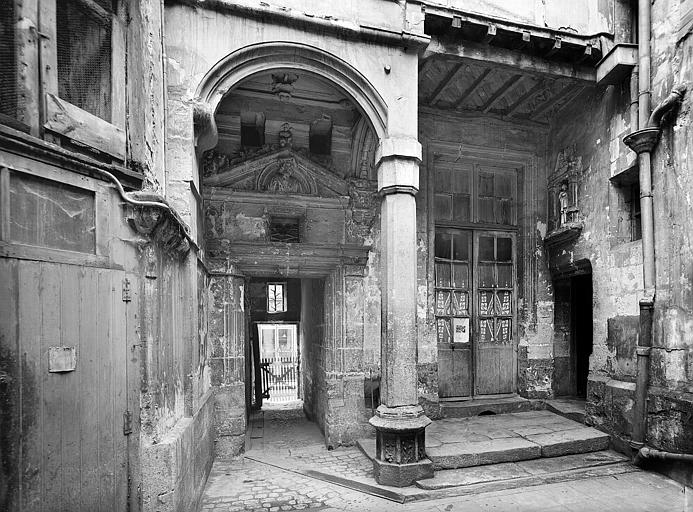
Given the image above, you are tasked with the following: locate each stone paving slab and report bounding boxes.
[426,437,542,469]
[424,411,609,469]
[525,427,609,457]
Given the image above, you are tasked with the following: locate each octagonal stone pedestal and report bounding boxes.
[369,404,434,487]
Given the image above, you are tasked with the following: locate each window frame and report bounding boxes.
[0,151,111,267]
[2,0,126,159]
[266,282,288,314]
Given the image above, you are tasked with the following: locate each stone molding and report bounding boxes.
[195,42,387,140]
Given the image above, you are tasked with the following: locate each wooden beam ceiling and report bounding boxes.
[424,37,596,83]
[426,62,465,105]
[452,68,492,109]
[480,74,523,113]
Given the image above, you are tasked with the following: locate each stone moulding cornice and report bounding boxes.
[165,0,430,49]
[379,185,418,196]
[205,241,371,277]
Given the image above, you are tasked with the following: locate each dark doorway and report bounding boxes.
[571,273,593,397]
[552,268,593,398]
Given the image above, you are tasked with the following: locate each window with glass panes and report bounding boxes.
[477,235,513,344]
[267,282,287,313]
[435,230,471,346]
[434,164,517,226]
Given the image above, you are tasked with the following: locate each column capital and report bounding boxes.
[375,137,422,167]
[376,139,421,194]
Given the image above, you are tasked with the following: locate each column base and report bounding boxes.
[372,457,434,487]
[369,404,433,487]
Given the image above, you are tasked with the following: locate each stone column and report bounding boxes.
[369,137,433,486]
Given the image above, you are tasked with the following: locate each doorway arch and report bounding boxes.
[195,41,387,140]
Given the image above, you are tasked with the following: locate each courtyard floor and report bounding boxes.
[199,407,691,512]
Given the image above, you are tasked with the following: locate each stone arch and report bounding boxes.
[195,41,387,140]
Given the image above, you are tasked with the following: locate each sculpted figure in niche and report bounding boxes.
[278,123,293,148]
[558,182,569,226]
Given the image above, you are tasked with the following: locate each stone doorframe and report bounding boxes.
[424,141,547,401]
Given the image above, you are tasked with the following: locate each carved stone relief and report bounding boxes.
[545,144,584,246]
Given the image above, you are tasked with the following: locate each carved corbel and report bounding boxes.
[193,102,218,157]
[126,193,192,258]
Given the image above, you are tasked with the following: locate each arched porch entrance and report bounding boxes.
[196,43,384,451]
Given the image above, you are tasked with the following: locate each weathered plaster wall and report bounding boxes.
[545,82,642,441]
[647,0,693,459]
[546,0,693,463]
[433,0,615,36]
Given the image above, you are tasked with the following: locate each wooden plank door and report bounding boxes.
[435,229,473,398]
[0,259,132,512]
[474,232,516,395]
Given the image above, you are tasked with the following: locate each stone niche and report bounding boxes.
[545,144,584,248]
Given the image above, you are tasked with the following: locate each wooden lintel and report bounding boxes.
[425,37,596,83]
[481,74,523,113]
[452,68,492,109]
[504,79,546,117]
[427,62,465,105]
[531,84,584,120]
[43,93,126,160]
[546,37,562,58]
[483,24,497,43]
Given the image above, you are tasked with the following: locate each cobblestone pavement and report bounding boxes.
[200,458,387,512]
[201,456,690,512]
[200,411,691,512]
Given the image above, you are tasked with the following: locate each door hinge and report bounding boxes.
[123,410,133,435]
[122,278,132,302]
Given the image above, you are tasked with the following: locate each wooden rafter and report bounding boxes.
[504,78,546,116]
[452,68,492,109]
[531,84,584,120]
[481,74,523,113]
[424,37,595,83]
[427,62,465,105]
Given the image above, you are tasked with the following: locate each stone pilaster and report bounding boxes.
[369,137,433,486]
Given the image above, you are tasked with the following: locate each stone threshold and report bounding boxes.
[440,395,539,417]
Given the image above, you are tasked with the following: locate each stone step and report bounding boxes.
[544,397,587,424]
[426,411,610,470]
[440,396,538,418]
[415,450,630,490]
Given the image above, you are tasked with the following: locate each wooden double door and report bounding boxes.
[436,229,516,398]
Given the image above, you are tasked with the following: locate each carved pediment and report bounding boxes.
[203,148,349,197]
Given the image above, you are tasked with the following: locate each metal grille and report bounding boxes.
[0,1,21,122]
[56,0,113,121]
[269,217,300,243]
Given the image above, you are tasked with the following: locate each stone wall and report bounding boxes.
[545,82,641,442]
[545,0,693,471]
[646,0,693,464]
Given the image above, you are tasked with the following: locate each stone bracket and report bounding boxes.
[544,221,584,248]
[126,192,193,257]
